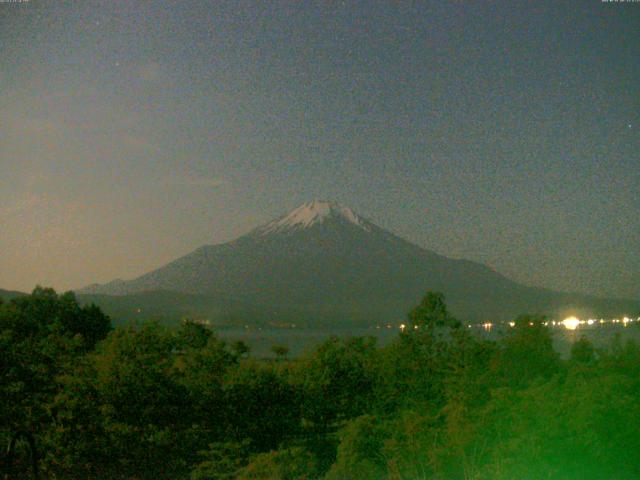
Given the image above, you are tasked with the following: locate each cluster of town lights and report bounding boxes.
[558,316,636,330]
[397,316,639,332]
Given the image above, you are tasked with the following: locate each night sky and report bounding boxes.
[1,1,638,299]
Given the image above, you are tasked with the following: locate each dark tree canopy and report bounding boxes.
[408,291,457,328]
[2,288,639,479]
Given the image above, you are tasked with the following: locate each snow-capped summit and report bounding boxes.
[256,200,371,234]
[77,199,640,324]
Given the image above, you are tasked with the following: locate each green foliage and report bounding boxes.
[0,287,111,443]
[46,322,196,479]
[324,415,388,480]
[231,340,250,358]
[270,344,289,359]
[495,314,560,387]
[382,409,442,479]
[175,334,237,435]
[222,361,299,451]
[408,291,456,329]
[3,288,640,479]
[237,447,316,480]
[177,319,212,349]
[295,336,378,427]
[190,441,251,480]
[571,335,596,364]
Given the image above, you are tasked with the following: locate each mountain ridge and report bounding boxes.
[78,201,639,324]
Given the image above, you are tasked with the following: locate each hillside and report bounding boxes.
[79,201,640,325]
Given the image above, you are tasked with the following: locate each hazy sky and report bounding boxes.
[1,1,638,299]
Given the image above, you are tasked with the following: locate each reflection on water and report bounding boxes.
[217,319,640,359]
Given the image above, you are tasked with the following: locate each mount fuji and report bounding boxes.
[78,201,638,325]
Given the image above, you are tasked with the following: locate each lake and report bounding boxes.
[216,320,640,359]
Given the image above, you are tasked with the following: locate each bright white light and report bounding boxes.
[562,316,580,330]
[399,324,406,332]
[587,319,594,326]
[482,322,493,331]
[509,321,516,328]
[623,317,630,326]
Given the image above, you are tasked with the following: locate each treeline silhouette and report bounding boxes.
[2,288,640,479]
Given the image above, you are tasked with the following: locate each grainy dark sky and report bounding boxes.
[1,1,638,299]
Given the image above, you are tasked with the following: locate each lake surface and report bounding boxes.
[216,321,640,359]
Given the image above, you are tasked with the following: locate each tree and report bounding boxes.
[495,314,559,388]
[232,340,251,359]
[570,336,595,364]
[325,415,388,480]
[0,287,111,456]
[295,337,378,427]
[191,440,251,480]
[237,447,316,480]
[176,319,212,349]
[408,291,456,329]
[222,361,299,452]
[270,344,289,360]
[175,334,237,440]
[47,322,194,479]
[381,409,442,480]
[56,291,112,350]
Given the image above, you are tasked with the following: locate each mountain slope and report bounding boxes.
[0,288,26,301]
[79,201,639,324]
